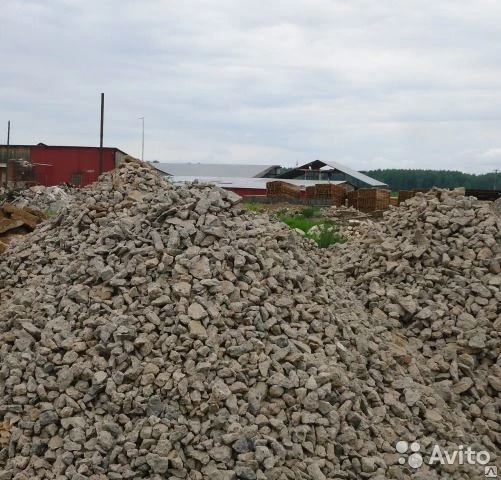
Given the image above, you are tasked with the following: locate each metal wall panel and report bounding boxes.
[31,147,116,186]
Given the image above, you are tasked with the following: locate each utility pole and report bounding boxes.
[99,93,104,148]
[5,121,10,188]
[99,93,104,175]
[139,117,144,161]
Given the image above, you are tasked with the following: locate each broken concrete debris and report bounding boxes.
[0,160,498,479]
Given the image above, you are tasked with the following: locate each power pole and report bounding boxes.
[139,117,144,161]
[99,93,104,175]
[5,121,10,188]
[99,93,104,148]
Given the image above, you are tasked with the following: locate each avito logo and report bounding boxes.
[395,441,496,477]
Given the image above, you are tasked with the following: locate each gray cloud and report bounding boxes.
[2,0,501,172]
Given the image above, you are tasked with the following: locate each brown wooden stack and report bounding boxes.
[465,189,501,201]
[390,197,398,207]
[347,190,359,209]
[266,181,301,199]
[348,189,390,212]
[398,190,416,205]
[305,186,316,199]
[314,184,346,206]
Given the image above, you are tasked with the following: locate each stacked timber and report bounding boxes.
[348,189,391,212]
[266,181,300,199]
[398,189,415,205]
[465,189,501,201]
[347,190,358,209]
[305,186,316,199]
[313,184,346,206]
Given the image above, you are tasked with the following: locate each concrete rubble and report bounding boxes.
[11,185,74,212]
[319,206,375,241]
[0,161,499,479]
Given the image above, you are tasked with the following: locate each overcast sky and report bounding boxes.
[2,0,501,173]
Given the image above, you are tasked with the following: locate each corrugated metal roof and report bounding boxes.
[295,160,387,187]
[0,144,129,155]
[154,159,386,187]
[155,163,279,178]
[169,176,346,190]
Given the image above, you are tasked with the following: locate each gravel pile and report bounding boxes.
[10,185,74,212]
[323,188,500,473]
[0,163,498,479]
[318,206,375,241]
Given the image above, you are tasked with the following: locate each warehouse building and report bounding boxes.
[154,159,386,196]
[276,160,386,188]
[0,144,128,188]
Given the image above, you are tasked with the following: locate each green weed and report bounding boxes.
[301,206,320,218]
[277,212,346,248]
[242,201,263,212]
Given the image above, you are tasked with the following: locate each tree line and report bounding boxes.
[362,169,500,191]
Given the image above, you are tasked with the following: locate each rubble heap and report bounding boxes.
[0,163,498,479]
[319,205,369,220]
[11,184,74,212]
[323,189,500,469]
[319,206,375,241]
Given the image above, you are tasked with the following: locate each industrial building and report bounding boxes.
[154,159,386,196]
[0,144,128,188]
[0,147,386,197]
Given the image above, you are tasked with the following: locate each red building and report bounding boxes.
[0,144,128,187]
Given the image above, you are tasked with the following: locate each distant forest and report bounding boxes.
[362,169,499,191]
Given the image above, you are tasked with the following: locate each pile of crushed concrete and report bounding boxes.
[0,184,73,255]
[0,162,498,479]
[11,184,74,212]
[319,206,375,241]
[319,205,369,220]
[323,189,500,473]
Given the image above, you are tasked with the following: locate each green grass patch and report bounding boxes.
[276,215,323,232]
[300,206,320,218]
[306,226,346,248]
[276,212,346,248]
[241,201,263,212]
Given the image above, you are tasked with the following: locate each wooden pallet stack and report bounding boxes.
[266,181,301,199]
[305,186,316,199]
[390,197,398,207]
[348,189,391,212]
[314,184,346,206]
[347,190,358,209]
[398,188,432,205]
[398,190,416,205]
[465,189,501,201]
